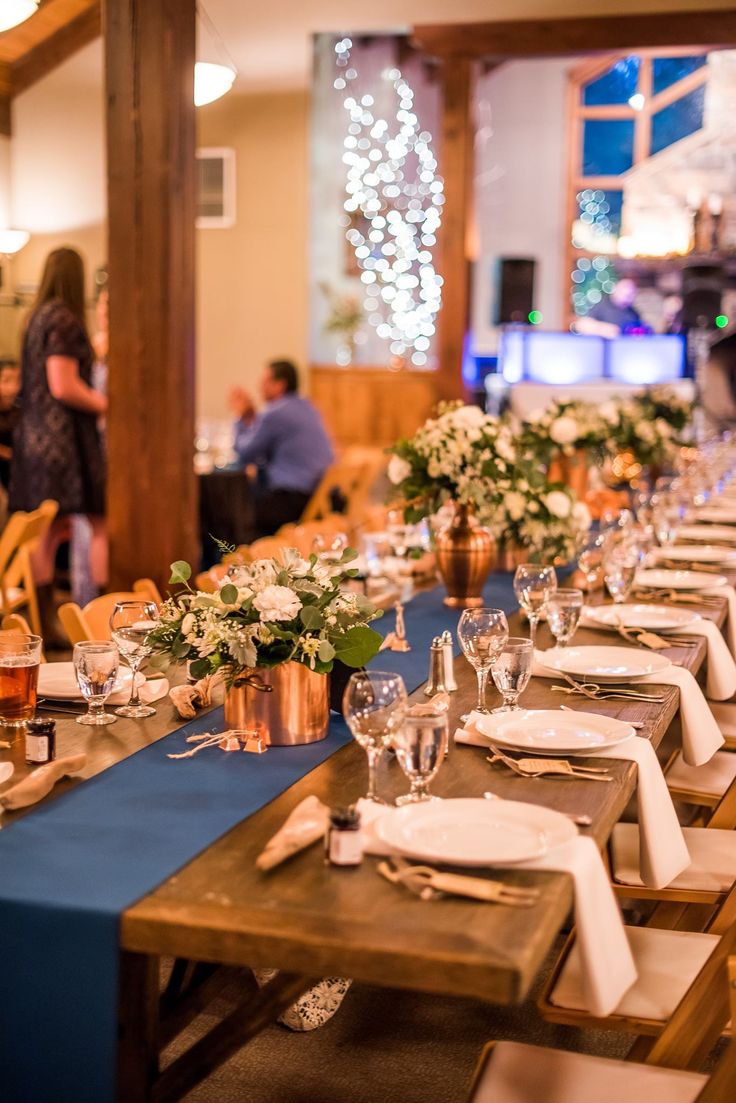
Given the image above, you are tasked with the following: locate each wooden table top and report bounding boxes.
[0,586,728,1005]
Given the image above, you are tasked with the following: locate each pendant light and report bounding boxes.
[0,1,38,34]
[195,3,236,107]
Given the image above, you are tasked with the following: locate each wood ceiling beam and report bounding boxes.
[10,0,100,96]
[412,10,736,60]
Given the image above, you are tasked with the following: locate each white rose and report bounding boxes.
[181,612,196,637]
[388,455,412,485]
[572,501,592,530]
[503,491,526,521]
[450,404,487,429]
[526,407,546,424]
[495,434,516,463]
[549,416,579,446]
[546,490,572,519]
[599,401,619,424]
[252,585,303,622]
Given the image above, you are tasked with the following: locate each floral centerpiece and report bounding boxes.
[611,386,692,469]
[520,398,619,463]
[488,480,591,566]
[149,549,383,745]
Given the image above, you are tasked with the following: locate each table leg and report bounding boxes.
[117,950,160,1103]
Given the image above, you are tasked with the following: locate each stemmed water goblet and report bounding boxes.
[513,564,557,649]
[603,546,638,604]
[343,670,407,804]
[393,700,448,804]
[109,600,160,718]
[490,637,533,712]
[457,607,509,715]
[73,641,119,726]
[546,588,584,650]
[577,532,606,597]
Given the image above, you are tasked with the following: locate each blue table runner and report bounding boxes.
[0,575,517,1102]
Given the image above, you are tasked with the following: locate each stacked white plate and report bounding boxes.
[537,644,671,681]
[635,568,728,590]
[584,602,699,633]
[38,662,137,703]
[475,708,635,756]
[677,524,736,545]
[650,544,736,566]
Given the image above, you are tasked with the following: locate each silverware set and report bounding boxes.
[377,855,541,906]
[630,588,723,608]
[486,748,612,782]
[550,671,667,703]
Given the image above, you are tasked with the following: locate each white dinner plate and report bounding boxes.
[375,798,576,867]
[475,709,634,755]
[37,662,135,702]
[539,644,670,682]
[677,525,736,545]
[635,568,728,591]
[0,761,14,785]
[584,602,700,632]
[651,544,736,566]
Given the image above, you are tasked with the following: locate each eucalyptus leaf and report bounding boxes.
[171,635,190,659]
[169,560,192,585]
[332,625,383,668]
[300,605,324,630]
[189,658,211,679]
[219,583,238,605]
[318,639,335,663]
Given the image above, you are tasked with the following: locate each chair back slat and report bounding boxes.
[59,585,160,645]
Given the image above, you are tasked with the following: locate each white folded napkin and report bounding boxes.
[533,650,724,767]
[358,798,637,1017]
[580,608,736,701]
[108,675,169,706]
[702,585,736,657]
[455,716,690,890]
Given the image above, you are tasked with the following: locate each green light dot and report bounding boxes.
[716,314,729,329]
[528,310,543,325]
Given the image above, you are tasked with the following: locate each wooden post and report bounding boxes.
[436,55,473,402]
[104,0,197,592]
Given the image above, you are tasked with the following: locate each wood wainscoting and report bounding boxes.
[309,364,439,448]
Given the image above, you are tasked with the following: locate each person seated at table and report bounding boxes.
[576,277,649,338]
[701,328,736,434]
[229,359,334,536]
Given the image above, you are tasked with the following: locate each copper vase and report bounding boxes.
[497,541,530,573]
[548,448,589,502]
[435,503,494,608]
[224,662,330,746]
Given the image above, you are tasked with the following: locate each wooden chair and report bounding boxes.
[1,613,46,662]
[665,750,736,811]
[301,446,385,526]
[536,874,736,1042]
[469,957,736,1103]
[58,580,161,644]
[0,499,58,636]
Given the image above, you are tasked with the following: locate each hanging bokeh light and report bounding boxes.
[334,39,444,365]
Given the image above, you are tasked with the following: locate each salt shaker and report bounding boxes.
[425,636,447,696]
[325,806,363,866]
[440,630,457,692]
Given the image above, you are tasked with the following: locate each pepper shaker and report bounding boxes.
[440,630,457,692]
[425,635,447,696]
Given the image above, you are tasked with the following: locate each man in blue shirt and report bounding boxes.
[230,359,334,536]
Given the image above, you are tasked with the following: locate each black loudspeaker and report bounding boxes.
[681,264,724,328]
[494,257,536,325]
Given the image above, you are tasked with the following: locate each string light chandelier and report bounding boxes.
[334,38,444,366]
[0,1,39,34]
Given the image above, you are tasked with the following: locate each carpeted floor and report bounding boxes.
[171,940,633,1103]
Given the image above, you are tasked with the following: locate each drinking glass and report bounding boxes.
[0,633,41,726]
[343,670,407,804]
[457,607,509,715]
[109,600,160,718]
[513,564,557,649]
[491,637,533,712]
[393,702,448,804]
[603,546,638,603]
[312,531,348,562]
[73,641,119,726]
[577,532,606,596]
[547,588,584,649]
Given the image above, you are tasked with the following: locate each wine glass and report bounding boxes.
[547,588,584,650]
[603,546,638,604]
[577,532,606,597]
[393,701,448,805]
[73,641,119,726]
[312,531,348,562]
[109,600,160,718]
[513,564,557,649]
[457,607,509,715]
[491,637,533,712]
[343,671,407,804]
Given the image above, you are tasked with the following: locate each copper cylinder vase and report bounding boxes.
[435,503,494,608]
[224,662,330,746]
[548,448,589,502]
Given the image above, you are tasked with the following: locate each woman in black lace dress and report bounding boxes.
[9,248,108,612]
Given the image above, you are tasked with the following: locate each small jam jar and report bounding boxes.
[325,806,363,866]
[25,717,56,766]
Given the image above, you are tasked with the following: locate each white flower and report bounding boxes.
[503,491,526,521]
[599,401,619,424]
[388,455,412,485]
[549,416,579,446]
[572,501,592,530]
[448,404,487,429]
[546,490,572,519]
[181,612,196,638]
[495,433,516,464]
[252,585,302,622]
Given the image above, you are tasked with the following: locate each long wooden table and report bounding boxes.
[0,590,728,1102]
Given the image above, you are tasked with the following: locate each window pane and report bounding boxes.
[583,56,639,105]
[650,84,706,156]
[582,119,635,176]
[652,55,707,96]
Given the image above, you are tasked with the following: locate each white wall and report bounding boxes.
[471,58,570,355]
